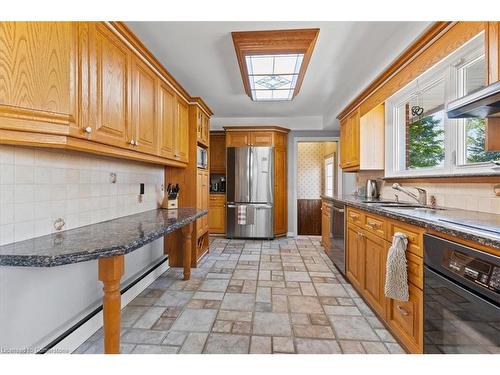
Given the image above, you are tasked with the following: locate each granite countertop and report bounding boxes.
[0,208,207,267]
[322,195,500,250]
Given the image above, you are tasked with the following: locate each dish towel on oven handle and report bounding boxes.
[384,232,409,301]
[237,205,247,225]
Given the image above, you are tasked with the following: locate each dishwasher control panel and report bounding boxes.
[445,250,500,294]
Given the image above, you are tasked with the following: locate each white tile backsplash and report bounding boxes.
[356,170,500,214]
[0,145,165,245]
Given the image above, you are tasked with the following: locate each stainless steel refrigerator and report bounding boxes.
[226,147,274,239]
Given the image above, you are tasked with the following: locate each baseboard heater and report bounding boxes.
[36,256,169,354]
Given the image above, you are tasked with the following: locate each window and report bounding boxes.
[324,156,334,197]
[232,29,319,101]
[386,32,499,177]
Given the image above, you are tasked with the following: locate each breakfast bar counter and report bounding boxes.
[0,208,208,354]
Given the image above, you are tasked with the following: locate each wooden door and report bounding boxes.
[274,145,287,236]
[226,131,250,147]
[209,195,225,234]
[362,231,388,318]
[298,199,322,235]
[157,82,175,159]
[210,133,226,173]
[346,224,364,290]
[386,283,423,353]
[91,23,131,148]
[196,170,209,237]
[131,57,157,155]
[175,98,189,163]
[349,109,360,168]
[0,22,80,135]
[250,131,274,146]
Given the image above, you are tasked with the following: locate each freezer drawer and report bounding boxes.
[226,203,274,239]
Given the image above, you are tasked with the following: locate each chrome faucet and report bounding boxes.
[392,183,427,205]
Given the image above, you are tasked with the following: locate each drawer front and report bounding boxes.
[406,252,423,289]
[388,221,424,257]
[386,283,423,353]
[363,213,386,239]
[347,207,364,227]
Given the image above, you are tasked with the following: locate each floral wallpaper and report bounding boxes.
[297,142,324,199]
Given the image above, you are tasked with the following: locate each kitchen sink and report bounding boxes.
[381,204,446,211]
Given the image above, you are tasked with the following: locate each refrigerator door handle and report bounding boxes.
[248,147,253,202]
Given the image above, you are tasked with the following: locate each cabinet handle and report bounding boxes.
[396,305,409,316]
[135,140,139,146]
[128,140,136,146]
[83,126,92,134]
[367,220,380,229]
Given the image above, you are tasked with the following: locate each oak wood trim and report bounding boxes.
[108,22,213,116]
[223,125,290,133]
[0,129,188,167]
[337,22,453,120]
[486,22,499,84]
[486,117,500,151]
[232,28,319,100]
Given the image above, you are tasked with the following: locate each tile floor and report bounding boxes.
[76,236,405,354]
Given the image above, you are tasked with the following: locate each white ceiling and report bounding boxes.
[126,21,431,130]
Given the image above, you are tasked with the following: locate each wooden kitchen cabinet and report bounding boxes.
[90,23,132,149]
[226,131,250,147]
[386,283,423,354]
[209,194,226,234]
[210,132,226,173]
[345,206,424,353]
[346,223,364,291]
[339,108,360,171]
[0,22,81,137]
[197,169,209,238]
[340,105,384,172]
[362,231,388,318]
[250,131,274,146]
[196,109,209,146]
[0,21,212,167]
[175,98,190,163]
[131,56,157,155]
[158,82,176,159]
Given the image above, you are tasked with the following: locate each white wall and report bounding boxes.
[297,143,324,199]
[0,145,166,351]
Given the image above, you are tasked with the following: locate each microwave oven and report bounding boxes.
[197,146,208,169]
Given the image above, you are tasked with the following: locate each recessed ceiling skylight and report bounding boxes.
[232,29,319,102]
[245,54,304,101]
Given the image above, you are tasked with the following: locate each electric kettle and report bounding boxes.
[365,179,379,199]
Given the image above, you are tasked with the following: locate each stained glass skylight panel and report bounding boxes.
[245,53,304,101]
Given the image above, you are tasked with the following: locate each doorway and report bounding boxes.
[296,141,338,235]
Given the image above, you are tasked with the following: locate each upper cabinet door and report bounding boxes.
[226,131,250,147]
[158,82,175,159]
[0,22,79,135]
[175,98,189,163]
[250,131,274,146]
[91,23,131,148]
[131,57,157,155]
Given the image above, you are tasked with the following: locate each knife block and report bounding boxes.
[161,195,178,209]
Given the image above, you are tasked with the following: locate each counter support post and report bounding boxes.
[181,223,193,280]
[98,255,124,354]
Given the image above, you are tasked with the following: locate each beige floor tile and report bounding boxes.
[253,312,292,336]
[204,334,250,354]
[339,340,366,353]
[288,296,324,314]
[293,324,335,339]
[221,293,255,311]
[273,336,295,353]
[250,336,272,354]
[295,338,342,354]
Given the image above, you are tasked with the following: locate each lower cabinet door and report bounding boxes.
[209,202,225,234]
[362,232,388,318]
[346,224,364,291]
[386,283,423,353]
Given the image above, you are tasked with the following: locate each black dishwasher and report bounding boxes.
[423,234,500,354]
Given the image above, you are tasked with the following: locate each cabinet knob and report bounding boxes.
[84,126,92,134]
[129,140,136,146]
[135,140,139,146]
[396,305,409,316]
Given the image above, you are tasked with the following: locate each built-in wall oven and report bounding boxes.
[423,234,500,354]
[326,202,345,275]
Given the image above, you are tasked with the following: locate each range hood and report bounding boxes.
[447,80,500,119]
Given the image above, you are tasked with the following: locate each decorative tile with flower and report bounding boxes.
[385,31,500,177]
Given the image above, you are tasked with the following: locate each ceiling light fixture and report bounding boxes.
[232,28,319,102]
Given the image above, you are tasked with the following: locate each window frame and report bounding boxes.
[385,31,497,178]
[323,155,335,198]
